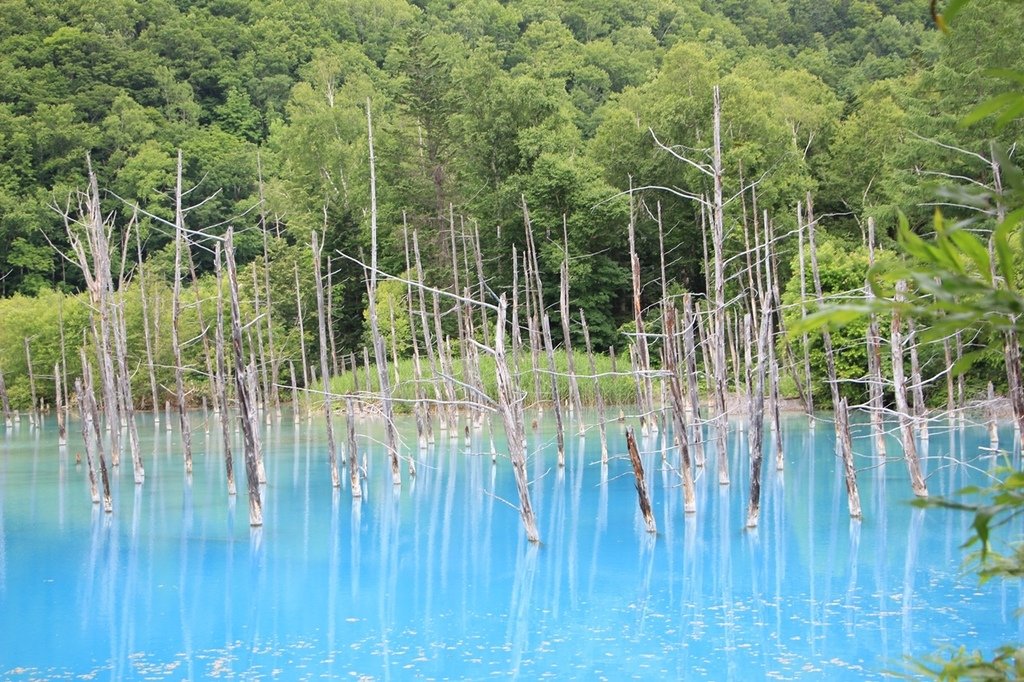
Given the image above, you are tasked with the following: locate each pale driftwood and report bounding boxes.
[625,426,656,533]
[214,244,237,496]
[836,397,863,518]
[225,227,263,526]
[312,230,341,488]
[494,296,539,543]
[579,309,609,464]
[892,281,928,498]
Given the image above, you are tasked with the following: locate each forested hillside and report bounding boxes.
[0,0,1021,408]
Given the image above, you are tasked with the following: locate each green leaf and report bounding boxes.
[993,96,1024,130]
[994,218,1017,292]
[961,92,1021,127]
[985,68,1024,86]
[946,228,991,282]
[941,0,972,25]
[950,348,989,376]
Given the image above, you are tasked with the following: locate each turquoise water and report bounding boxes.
[0,409,1021,680]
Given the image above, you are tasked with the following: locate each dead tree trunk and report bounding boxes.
[627,185,655,430]
[559,235,584,433]
[225,228,263,526]
[55,363,66,445]
[892,281,928,498]
[625,426,657,533]
[75,377,100,504]
[664,307,697,514]
[835,397,863,518]
[135,229,160,416]
[865,217,887,457]
[745,296,770,528]
[214,244,237,496]
[682,294,705,467]
[580,310,609,464]
[23,338,37,425]
[171,150,193,475]
[494,296,540,543]
[81,354,112,513]
[796,203,815,419]
[806,196,841,412]
[347,398,361,496]
[541,314,565,467]
[0,366,11,427]
[312,230,341,489]
[366,99,402,486]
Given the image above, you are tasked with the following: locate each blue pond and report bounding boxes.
[0,409,1021,680]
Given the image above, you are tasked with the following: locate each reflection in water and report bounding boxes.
[507,541,539,679]
[902,507,924,657]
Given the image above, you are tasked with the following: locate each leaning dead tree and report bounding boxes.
[493,296,540,542]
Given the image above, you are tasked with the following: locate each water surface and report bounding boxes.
[1,409,1020,680]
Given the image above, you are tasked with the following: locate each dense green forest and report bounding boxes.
[0,0,1021,409]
